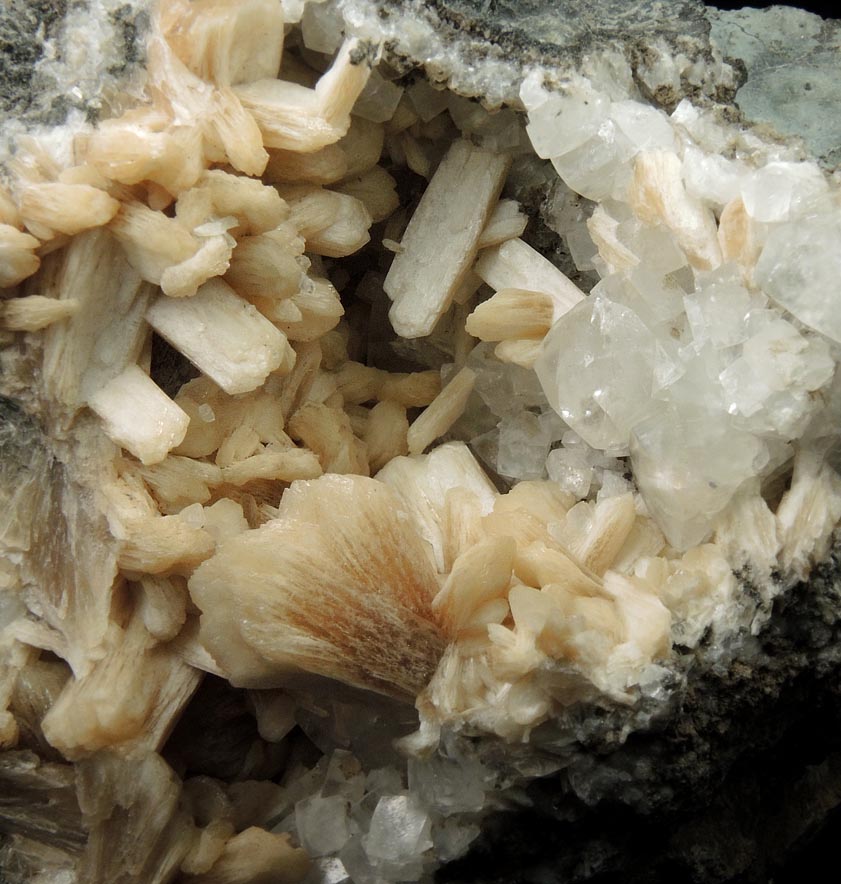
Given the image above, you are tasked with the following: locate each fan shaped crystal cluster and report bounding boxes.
[1,1,841,882]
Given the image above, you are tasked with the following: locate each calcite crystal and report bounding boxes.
[2,1,841,882]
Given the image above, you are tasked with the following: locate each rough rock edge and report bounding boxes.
[440,538,841,882]
[341,0,741,108]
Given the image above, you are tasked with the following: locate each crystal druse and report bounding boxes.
[2,2,841,883]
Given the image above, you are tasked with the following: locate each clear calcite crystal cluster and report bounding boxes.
[2,1,841,882]
[522,75,840,550]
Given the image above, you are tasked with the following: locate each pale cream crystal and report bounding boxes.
[146,279,294,395]
[385,139,510,338]
[88,365,190,466]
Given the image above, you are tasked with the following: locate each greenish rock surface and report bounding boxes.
[711,6,841,167]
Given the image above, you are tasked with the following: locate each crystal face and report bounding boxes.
[536,294,659,451]
[3,2,841,883]
[755,212,841,345]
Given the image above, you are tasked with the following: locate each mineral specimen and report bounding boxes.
[2,1,841,883]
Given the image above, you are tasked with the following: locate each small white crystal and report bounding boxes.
[755,213,841,345]
[301,0,345,54]
[742,318,834,393]
[546,447,593,499]
[538,408,567,444]
[536,295,661,450]
[624,222,687,275]
[496,412,553,480]
[280,0,307,23]
[177,503,206,529]
[523,85,609,159]
[683,278,752,349]
[364,794,432,865]
[322,751,366,804]
[364,767,404,797]
[595,270,685,335]
[341,836,425,884]
[433,819,481,863]
[202,498,249,543]
[308,857,351,884]
[146,279,292,395]
[631,404,769,549]
[565,222,598,271]
[386,140,510,338]
[682,145,747,209]
[550,121,635,202]
[610,100,676,153]
[193,216,239,238]
[353,70,404,123]
[740,161,829,223]
[407,755,487,815]
[719,356,772,418]
[295,794,351,857]
[407,79,449,122]
[597,469,633,501]
[467,343,547,419]
[474,238,584,322]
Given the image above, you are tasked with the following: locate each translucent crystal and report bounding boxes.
[322,750,366,804]
[339,838,386,884]
[536,295,660,450]
[740,161,829,223]
[433,818,482,863]
[683,279,752,349]
[301,0,345,54]
[523,85,609,159]
[610,100,676,152]
[306,857,352,884]
[407,755,487,815]
[597,269,685,331]
[665,342,733,413]
[565,222,598,271]
[546,448,593,499]
[719,356,773,418]
[365,767,404,797]
[617,220,687,276]
[742,318,834,392]
[682,145,747,208]
[538,409,567,444]
[448,95,523,149]
[597,470,633,501]
[755,211,841,344]
[364,795,433,864]
[550,122,635,201]
[353,70,404,123]
[0,587,26,627]
[720,318,834,436]
[407,79,448,122]
[545,184,598,271]
[496,412,553,480]
[295,794,351,857]
[467,343,547,419]
[630,404,769,549]
[468,427,500,475]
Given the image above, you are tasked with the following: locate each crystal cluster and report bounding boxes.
[2,2,841,884]
[517,73,840,548]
